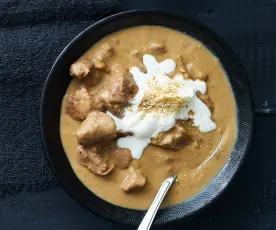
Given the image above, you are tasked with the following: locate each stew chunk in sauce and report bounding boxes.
[60,26,237,209]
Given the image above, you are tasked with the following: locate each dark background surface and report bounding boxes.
[1,0,276,229]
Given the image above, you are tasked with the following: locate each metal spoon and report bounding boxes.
[137,174,177,230]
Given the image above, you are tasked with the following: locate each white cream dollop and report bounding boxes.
[107,54,216,159]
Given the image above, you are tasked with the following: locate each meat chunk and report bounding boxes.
[147,43,167,55]
[151,124,190,150]
[108,73,138,101]
[69,58,93,79]
[121,168,147,192]
[65,87,91,120]
[77,146,113,176]
[110,148,133,169]
[76,111,117,145]
[197,92,214,111]
[91,72,138,117]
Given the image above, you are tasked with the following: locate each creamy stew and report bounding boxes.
[60,26,237,209]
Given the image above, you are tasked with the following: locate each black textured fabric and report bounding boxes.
[0,0,119,195]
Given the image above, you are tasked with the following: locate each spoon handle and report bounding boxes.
[137,175,176,230]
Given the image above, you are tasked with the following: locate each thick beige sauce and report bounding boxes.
[60,26,237,209]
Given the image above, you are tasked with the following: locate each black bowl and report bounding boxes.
[40,10,254,225]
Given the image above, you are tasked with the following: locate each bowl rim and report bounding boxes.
[40,9,254,225]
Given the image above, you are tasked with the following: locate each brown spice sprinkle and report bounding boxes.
[196,135,212,148]
[139,77,187,114]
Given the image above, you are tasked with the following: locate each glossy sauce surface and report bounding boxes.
[60,26,237,209]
